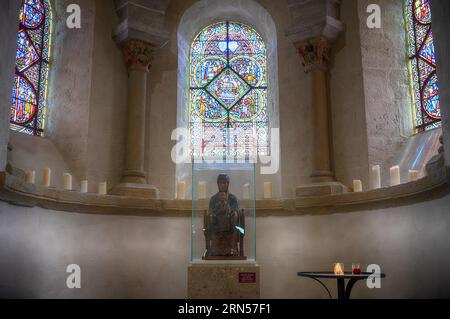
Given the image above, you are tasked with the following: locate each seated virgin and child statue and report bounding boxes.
[203,174,246,260]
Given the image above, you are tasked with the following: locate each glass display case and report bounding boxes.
[191,161,256,262]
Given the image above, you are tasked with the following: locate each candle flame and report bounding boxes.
[334,263,344,276]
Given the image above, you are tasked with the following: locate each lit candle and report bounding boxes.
[408,170,419,182]
[177,181,186,200]
[98,182,107,195]
[42,168,51,188]
[198,181,207,199]
[371,165,381,189]
[63,173,72,190]
[243,183,250,200]
[264,182,273,199]
[25,170,36,184]
[353,180,363,192]
[334,263,344,276]
[390,165,401,186]
[80,180,88,193]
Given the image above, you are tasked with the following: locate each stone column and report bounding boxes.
[298,37,334,182]
[111,0,169,199]
[111,40,159,198]
[286,0,348,195]
[121,39,153,184]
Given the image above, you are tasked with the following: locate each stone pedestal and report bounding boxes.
[188,262,260,299]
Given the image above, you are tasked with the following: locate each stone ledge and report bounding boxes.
[110,182,160,199]
[0,161,449,216]
[296,181,349,197]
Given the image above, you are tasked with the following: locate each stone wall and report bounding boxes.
[8,131,72,189]
[329,0,370,190]
[358,0,415,186]
[262,0,311,198]
[0,0,19,170]
[6,1,128,193]
[44,0,96,184]
[1,192,450,298]
[1,0,446,196]
[430,0,450,167]
[86,0,128,193]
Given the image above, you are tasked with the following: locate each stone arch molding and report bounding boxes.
[176,0,281,199]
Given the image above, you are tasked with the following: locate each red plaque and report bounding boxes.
[239,272,256,283]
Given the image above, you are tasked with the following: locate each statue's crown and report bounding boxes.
[217,174,230,182]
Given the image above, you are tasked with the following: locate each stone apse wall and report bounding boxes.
[1,194,450,298]
[4,0,427,199]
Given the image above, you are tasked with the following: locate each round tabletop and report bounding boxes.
[297,272,386,280]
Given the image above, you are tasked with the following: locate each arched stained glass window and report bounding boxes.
[405,0,440,132]
[190,21,269,159]
[10,0,52,136]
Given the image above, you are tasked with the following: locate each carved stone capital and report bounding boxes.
[297,37,330,73]
[122,39,155,72]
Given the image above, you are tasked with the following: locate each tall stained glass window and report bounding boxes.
[10,0,52,136]
[405,0,440,132]
[190,21,269,159]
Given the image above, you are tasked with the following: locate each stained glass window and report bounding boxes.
[405,0,440,132]
[10,0,52,136]
[190,21,269,159]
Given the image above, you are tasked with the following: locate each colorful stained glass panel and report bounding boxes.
[229,89,266,122]
[11,76,37,124]
[11,0,52,136]
[405,0,441,132]
[206,68,250,109]
[20,0,45,28]
[16,31,39,72]
[422,73,440,119]
[189,21,269,159]
[230,57,264,86]
[193,57,227,87]
[191,90,228,121]
[419,31,436,65]
[414,0,432,24]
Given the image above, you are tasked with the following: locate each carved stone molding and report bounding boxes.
[122,39,155,72]
[1,164,448,216]
[285,0,345,45]
[113,0,169,48]
[297,37,331,73]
